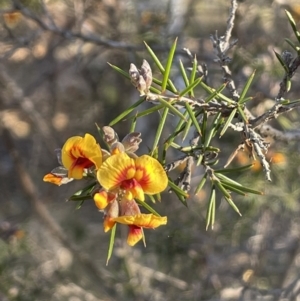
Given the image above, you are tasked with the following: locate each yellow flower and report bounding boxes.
[62,133,102,179]
[103,197,167,246]
[97,153,168,201]
[113,214,167,246]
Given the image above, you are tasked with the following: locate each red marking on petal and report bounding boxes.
[127,225,143,246]
[115,165,136,183]
[135,166,151,187]
[120,178,138,190]
[71,157,93,170]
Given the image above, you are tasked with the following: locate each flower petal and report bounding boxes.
[127,225,143,246]
[112,214,167,229]
[103,218,116,233]
[110,142,125,155]
[43,173,64,186]
[121,132,142,153]
[103,199,119,232]
[69,162,87,179]
[78,134,102,169]
[134,155,168,195]
[94,190,109,210]
[121,179,145,201]
[61,136,82,170]
[97,153,135,190]
[61,134,102,179]
[120,198,141,216]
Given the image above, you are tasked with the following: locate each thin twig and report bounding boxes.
[224,0,238,49]
[11,0,182,53]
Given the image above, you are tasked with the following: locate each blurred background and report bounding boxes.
[1,0,300,300]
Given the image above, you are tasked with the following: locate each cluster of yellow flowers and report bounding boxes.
[43,127,168,246]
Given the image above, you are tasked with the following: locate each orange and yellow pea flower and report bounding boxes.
[113,214,167,246]
[62,133,102,179]
[97,152,168,201]
[103,197,167,246]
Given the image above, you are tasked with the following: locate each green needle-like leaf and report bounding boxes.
[224,196,242,216]
[286,78,292,92]
[195,173,207,194]
[168,180,189,198]
[215,172,245,186]
[285,38,299,52]
[216,173,263,195]
[179,60,190,87]
[154,193,161,202]
[201,112,208,144]
[214,164,253,173]
[237,105,248,124]
[131,104,164,119]
[169,141,185,149]
[156,97,187,121]
[109,97,145,126]
[211,190,216,228]
[149,86,161,94]
[221,182,246,196]
[165,111,188,147]
[147,194,156,203]
[285,10,300,45]
[108,63,130,79]
[173,189,188,207]
[179,77,203,97]
[162,38,178,93]
[200,82,235,104]
[72,182,97,197]
[200,82,236,105]
[196,154,204,166]
[238,70,255,104]
[184,102,202,136]
[206,185,216,230]
[182,116,192,141]
[214,180,232,199]
[176,145,201,152]
[69,195,93,201]
[144,42,165,73]
[106,224,117,265]
[75,200,84,209]
[203,82,227,103]
[204,112,222,149]
[151,146,159,160]
[189,56,198,97]
[224,182,263,195]
[129,114,137,133]
[152,107,169,152]
[240,97,253,104]
[136,199,161,216]
[285,98,300,105]
[144,42,177,93]
[152,77,176,93]
[219,108,237,138]
[274,51,290,74]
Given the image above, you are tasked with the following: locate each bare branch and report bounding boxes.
[224,0,238,49]
[250,101,300,128]
[11,0,180,53]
